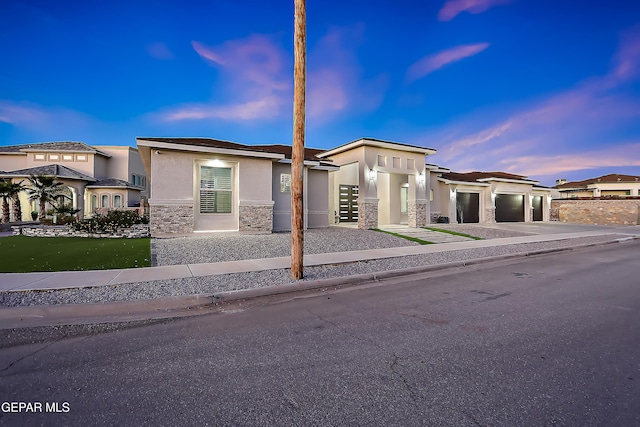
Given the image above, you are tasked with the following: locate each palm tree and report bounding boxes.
[0,180,10,223]
[9,180,25,222]
[26,175,64,220]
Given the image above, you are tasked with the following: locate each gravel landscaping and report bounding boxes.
[154,227,418,265]
[0,232,626,308]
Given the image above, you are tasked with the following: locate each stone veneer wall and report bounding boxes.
[239,205,273,233]
[484,207,496,224]
[408,201,427,227]
[358,200,379,230]
[150,204,194,235]
[13,225,150,238]
[551,199,640,225]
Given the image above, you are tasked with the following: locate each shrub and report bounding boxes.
[70,210,147,234]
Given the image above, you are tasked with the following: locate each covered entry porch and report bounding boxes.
[321,138,436,230]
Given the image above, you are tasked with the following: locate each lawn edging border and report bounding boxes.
[12,224,150,239]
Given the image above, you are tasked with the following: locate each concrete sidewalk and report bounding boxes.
[1,229,638,332]
[0,229,625,292]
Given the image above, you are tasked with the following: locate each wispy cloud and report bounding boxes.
[146,42,174,60]
[501,143,640,177]
[406,43,489,82]
[307,24,388,122]
[159,25,387,124]
[418,26,640,184]
[438,0,511,21]
[0,100,93,130]
[160,35,290,122]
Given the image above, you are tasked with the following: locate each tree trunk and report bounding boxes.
[12,193,22,222]
[2,197,9,223]
[40,199,46,220]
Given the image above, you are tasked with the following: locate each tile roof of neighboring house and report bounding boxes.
[440,171,538,183]
[0,141,110,157]
[86,178,139,189]
[0,164,96,181]
[137,137,328,162]
[555,174,640,189]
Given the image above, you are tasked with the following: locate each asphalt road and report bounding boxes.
[1,241,639,426]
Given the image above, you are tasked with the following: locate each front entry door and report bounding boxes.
[339,185,359,222]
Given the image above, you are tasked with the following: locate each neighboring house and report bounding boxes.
[555,174,640,198]
[428,169,554,223]
[0,142,148,221]
[136,137,338,235]
[317,138,437,229]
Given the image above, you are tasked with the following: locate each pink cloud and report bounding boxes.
[406,43,489,82]
[501,143,640,177]
[417,29,640,183]
[0,100,93,130]
[307,24,388,122]
[162,96,284,121]
[160,26,387,124]
[160,35,290,122]
[146,42,174,60]
[609,25,640,83]
[438,0,511,21]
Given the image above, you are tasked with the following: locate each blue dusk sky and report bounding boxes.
[1,0,639,186]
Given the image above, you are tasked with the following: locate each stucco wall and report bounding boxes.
[551,199,640,225]
[148,150,272,233]
[307,169,330,228]
[272,162,292,231]
[0,154,26,171]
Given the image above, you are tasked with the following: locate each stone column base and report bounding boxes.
[358,199,379,230]
[150,204,194,235]
[239,204,273,233]
[484,207,496,224]
[408,200,428,227]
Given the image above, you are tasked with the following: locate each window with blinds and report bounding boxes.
[200,166,232,214]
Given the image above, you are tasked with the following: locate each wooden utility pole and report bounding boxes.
[291,0,306,279]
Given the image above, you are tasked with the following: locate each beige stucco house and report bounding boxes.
[136,137,338,235]
[555,174,640,198]
[318,138,437,229]
[0,142,148,221]
[137,136,557,235]
[428,169,553,223]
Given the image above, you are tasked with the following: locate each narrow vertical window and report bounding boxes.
[200,166,232,214]
[91,195,97,212]
[114,195,122,208]
[400,187,408,213]
[101,195,109,208]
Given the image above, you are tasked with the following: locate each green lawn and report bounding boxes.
[0,236,151,273]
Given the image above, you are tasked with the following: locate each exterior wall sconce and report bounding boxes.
[417,171,425,187]
[369,168,377,182]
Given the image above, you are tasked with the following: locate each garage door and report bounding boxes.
[495,194,524,222]
[532,196,543,221]
[456,192,479,223]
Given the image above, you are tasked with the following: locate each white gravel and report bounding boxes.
[0,231,624,308]
[154,228,418,265]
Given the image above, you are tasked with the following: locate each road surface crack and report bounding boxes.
[0,339,61,375]
[307,309,420,406]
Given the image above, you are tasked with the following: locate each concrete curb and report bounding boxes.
[3,236,637,334]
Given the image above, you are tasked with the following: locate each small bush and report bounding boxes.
[70,210,146,234]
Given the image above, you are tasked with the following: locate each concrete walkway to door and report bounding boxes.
[377,224,475,243]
